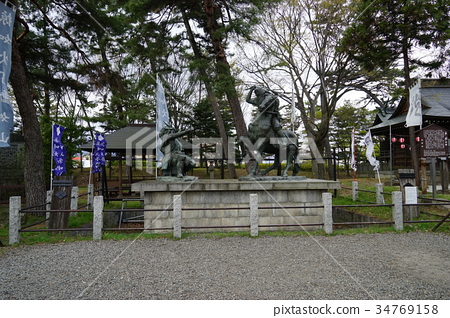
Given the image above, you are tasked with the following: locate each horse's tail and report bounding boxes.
[292,162,301,176]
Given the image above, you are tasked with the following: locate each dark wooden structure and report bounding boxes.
[81,124,158,199]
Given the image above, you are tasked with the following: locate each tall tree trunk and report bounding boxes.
[306,129,325,179]
[10,36,46,207]
[203,0,248,139]
[314,137,326,180]
[182,11,237,178]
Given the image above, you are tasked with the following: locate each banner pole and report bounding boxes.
[389,125,393,186]
[156,75,159,179]
[376,167,382,185]
[88,134,95,190]
[353,127,356,181]
[50,123,54,190]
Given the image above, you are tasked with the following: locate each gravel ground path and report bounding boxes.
[0,232,449,300]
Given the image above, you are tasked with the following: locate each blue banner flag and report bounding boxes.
[156,75,169,165]
[92,133,107,173]
[52,124,67,176]
[0,2,15,148]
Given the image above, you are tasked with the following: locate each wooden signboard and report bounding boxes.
[419,124,448,158]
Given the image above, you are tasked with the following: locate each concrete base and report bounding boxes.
[131,178,340,233]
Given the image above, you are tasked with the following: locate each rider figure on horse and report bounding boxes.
[246,86,284,138]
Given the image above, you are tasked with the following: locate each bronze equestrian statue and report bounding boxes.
[245,86,300,177]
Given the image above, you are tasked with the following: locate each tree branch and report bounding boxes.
[30,0,91,64]
[14,15,29,41]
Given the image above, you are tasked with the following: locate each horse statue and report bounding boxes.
[244,86,300,177]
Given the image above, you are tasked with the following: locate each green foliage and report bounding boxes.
[192,98,235,138]
[341,0,450,89]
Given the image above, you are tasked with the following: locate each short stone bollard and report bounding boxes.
[392,191,403,231]
[93,196,104,240]
[70,186,79,216]
[249,194,258,237]
[322,192,333,234]
[46,190,52,229]
[87,184,94,208]
[9,196,21,245]
[173,195,182,238]
[376,183,385,204]
[208,161,215,179]
[352,181,358,201]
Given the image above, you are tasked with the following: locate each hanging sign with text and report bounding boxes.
[419,124,448,158]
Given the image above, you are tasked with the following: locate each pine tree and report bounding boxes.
[341,0,450,184]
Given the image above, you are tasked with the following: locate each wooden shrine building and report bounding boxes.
[370,79,450,170]
[81,124,157,199]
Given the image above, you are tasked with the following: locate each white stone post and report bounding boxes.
[376,183,385,204]
[70,186,79,216]
[9,196,21,245]
[250,194,259,237]
[392,191,403,231]
[87,184,94,208]
[93,196,104,240]
[322,192,333,234]
[352,181,358,201]
[46,190,52,228]
[173,195,182,239]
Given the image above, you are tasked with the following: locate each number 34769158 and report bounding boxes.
[375,304,438,315]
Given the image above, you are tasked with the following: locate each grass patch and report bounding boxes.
[104,200,143,209]
[336,178,450,234]
[0,204,8,245]
[332,196,392,220]
[69,211,93,228]
[334,179,395,220]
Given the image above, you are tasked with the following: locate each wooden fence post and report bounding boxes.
[48,176,73,230]
[9,196,21,245]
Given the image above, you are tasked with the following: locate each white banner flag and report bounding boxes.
[156,75,169,166]
[364,130,380,171]
[291,85,296,129]
[406,79,422,127]
[350,127,357,172]
[0,2,15,148]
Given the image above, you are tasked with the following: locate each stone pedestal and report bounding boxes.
[131,178,340,233]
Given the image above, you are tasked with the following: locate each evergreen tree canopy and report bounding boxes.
[341,0,450,88]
